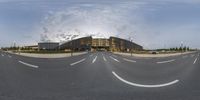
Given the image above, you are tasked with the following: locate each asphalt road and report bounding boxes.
[0,51,200,100]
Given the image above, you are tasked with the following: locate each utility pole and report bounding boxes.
[181,41,183,55]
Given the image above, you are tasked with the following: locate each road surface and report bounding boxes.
[0,51,200,100]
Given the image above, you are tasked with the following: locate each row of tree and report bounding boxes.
[156,46,191,52]
[169,46,190,51]
[1,46,33,51]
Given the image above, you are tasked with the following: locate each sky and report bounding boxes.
[0,0,200,49]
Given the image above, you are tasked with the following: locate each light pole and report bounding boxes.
[181,41,183,55]
[70,41,73,56]
[129,37,133,56]
[18,47,21,54]
[70,35,79,56]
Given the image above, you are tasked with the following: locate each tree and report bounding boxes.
[187,47,190,51]
[179,47,183,51]
[183,46,186,51]
[175,47,178,51]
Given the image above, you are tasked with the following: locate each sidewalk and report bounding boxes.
[114,51,196,58]
[7,51,87,58]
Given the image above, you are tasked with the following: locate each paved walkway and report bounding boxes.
[114,51,196,58]
[7,51,88,58]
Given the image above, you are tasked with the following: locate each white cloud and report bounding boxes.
[40,2,146,42]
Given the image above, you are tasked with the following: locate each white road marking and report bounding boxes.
[8,55,12,58]
[110,56,120,62]
[18,61,39,68]
[157,59,175,64]
[123,58,136,63]
[103,56,107,61]
[101,53,107,61]
[193,58,198,64]
[1,54,4,56]
[112,71,179,88]
[70,58,86,66]
[92,56,97,63]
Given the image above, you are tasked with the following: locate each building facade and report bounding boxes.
[59,37,92,51]
[24,45,38,51]
[109,37,143,52]
[38,42,59,50]
[59,36,143,52]
[91,38,110,51]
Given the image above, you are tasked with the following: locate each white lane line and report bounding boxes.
[193,58,198,64]
[101,53,107,61]
[157,59,175,64]
[112,71,179,88]
[8,55,12,58]
[123,58,136,63]
[70,58,86,66]
[103,56,107,61]
[110,56,120,62]
[92,56,97,63]
[1,54,4,56]
[18,61,39,68]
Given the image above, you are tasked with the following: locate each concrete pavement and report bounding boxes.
[114,51,196,58]
[7,51,87,58]
[0,51,200,100]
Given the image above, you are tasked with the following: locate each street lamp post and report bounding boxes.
[18,47,20,54]
[128,38,133,56]
[71,42,73,56]
[181,41,183,55]
[129,37,133,57]
[70,35,78,57]
[131,40,133,56]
